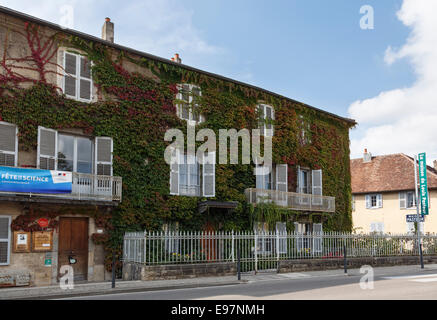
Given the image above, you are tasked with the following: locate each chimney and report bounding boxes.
[363,148,372,163]
[102,17,114,43]
[171,53,182,63]
[434,160,437,171]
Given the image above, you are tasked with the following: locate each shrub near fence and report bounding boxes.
[123,231,437,272]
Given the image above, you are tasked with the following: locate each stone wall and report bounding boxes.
[123,262,237,281]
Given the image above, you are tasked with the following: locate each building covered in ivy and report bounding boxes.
[0,6,355,286]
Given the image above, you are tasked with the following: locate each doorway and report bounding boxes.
[58,217,89,281]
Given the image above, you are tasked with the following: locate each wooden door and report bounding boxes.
[202,222,217,261]
[58,218,89,281]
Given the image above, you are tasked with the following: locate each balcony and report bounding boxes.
[0,169,122,204]
[245,188,335,213]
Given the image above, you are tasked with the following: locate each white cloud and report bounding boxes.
[349,0,437,162]
[0,0,224,65]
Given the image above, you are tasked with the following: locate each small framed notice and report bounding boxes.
[13,231,31,253]
[32,231,53,252]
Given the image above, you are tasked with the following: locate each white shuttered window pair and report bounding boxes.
[0,216,11,265]
[63,52,92,102]
[169,151,215,197]
[257,104,274,137]
[37,126,112,175]
[0,122,18,167]
[176,84,204,124]
[365,194,383,209]
[399,191,416,209]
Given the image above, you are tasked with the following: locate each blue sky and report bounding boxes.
[1,0,436,161]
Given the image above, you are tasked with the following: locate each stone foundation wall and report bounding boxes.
[123,262,237,281]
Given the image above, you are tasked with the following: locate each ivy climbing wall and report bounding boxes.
[0,19,355,264]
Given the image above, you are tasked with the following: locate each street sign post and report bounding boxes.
[406,214,425,223]
[418,153,429,216]
[414,154,424,269]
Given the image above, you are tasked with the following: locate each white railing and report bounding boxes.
[245,188,335,212]
[123,231,437,272]
[0,171,122,202]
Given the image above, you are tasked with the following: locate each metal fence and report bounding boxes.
[123,231,437,272]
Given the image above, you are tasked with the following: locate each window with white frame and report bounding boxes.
[63,52,92,102]
[0,216,11,266]
[254,222,272,255]
[176,84,204,124]
[370,222,384,233]
[296,167,323,205]
[37,126,113,175]
[169,150,215,197]
[0,122,18,167]
[365,194,382,209]
[399,191,417,209]
[299,115,311,145]
[257,104,274,137]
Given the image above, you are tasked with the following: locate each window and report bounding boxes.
[400,191,417,209]
[297,167,324,204]
[299,115,311,145]
[169,150,215,197]
[276,222,287,254]
[58,134,93,174]
[365,194,382,209]
[257,104,274,137]
[0,122,18,167]
[176,84,204,124]
[0,216,11,265]
[37,126,113,175]
[370,222,384,233]
[63,52,92,102]
[254,222,272,255]
[163,222,180,254]
[254,164,288,205]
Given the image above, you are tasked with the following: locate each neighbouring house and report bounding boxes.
[351,150,437,234]
[0,6,355,287]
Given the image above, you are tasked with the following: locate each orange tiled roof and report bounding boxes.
[350,153,437,194]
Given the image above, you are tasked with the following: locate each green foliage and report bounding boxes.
[0,25,354,264]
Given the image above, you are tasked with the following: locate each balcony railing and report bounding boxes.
[0,171,122,203]
[245,188,335,212]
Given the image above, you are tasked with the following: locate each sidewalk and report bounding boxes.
[1,263,436,300]
[0,275,247,300]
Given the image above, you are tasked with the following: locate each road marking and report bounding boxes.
[410,277,437,283]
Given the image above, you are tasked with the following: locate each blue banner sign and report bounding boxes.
[0,166,72,194]
[406,214,425,223]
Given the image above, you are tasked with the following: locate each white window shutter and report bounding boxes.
[296,165,301,193]
[370,222,375,232]
[312,169,322,205]
[169,148,180,195]
[312,223,323,253]
[258,105,265,135]
[95,137,113,176]
[37,126,57,170]
[399,192,406,209]
[365,195,371,209]
[276,164,288,192]
[202,151,215,197]
[377,194,383,208]
[0,216,11,265]
[0,122,18,167]
[64,52,77,97]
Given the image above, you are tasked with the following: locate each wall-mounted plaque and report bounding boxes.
[13,231,31,253]
[32,231,53,252]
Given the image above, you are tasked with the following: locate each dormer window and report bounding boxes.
[257,104,274,137]
[176,84,204,124]
[63,52,92,102]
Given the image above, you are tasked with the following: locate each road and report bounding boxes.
[60,265,437,300]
